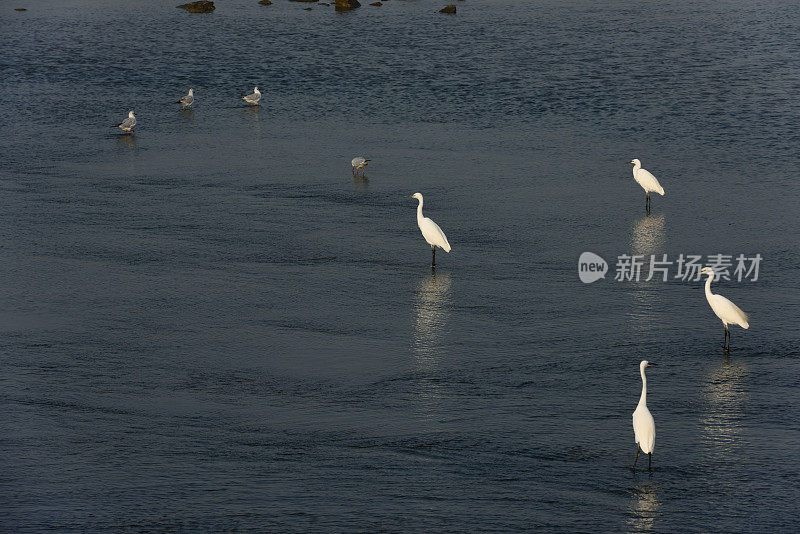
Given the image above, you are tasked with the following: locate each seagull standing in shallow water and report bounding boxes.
[177,88,194,109]
[242,86,261,106]
[114,111,136,134]
[352,157,370,176]
[630,158,665,213]
[409,192,451,268]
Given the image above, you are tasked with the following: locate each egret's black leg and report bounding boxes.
[633,445,640,470]
[646,194,651,213]
[431,247,436,268]
[648,453,652,471]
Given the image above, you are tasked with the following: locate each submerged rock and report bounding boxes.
[177,1,215,13]
[258,0,273,5]
[335,0,361,11]
[370,1,382,5]
[439,4,456,13]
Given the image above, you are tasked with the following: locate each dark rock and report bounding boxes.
[258,0,273,5]
[177,1,215,13]
[15,7,27,10]
[439,4,456,13]
[370,1,382,5]
[335,0,361,11]
[290,0,318,2]
[304,7,312,10]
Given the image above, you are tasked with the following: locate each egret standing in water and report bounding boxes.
[113,111,136,134]
[632,360,657,471]
[700,267,749,352]
[409,193,451,268]
[630,159,665,213]
[177,88,194,109]
[351,157,370,176]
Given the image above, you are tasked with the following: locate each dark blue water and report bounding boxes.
[2,0,799,531]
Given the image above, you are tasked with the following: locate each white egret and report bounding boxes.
[700,267,749,351]
[114,110,136,134]
[632,360,657,471]
[177,88,194,109]
[242,86,261,106]
[351,157,370,176]
[410,192,451,268]
[630,159,665,213]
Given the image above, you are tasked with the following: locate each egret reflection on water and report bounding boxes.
[701,359,749,461]
[627,480,661,532]
[631,214,666,258]
[411,271,452,413]
[412,271,452,365]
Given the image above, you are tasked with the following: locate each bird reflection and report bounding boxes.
[411,271,451,412]
[628,214,667,332]
[700,358,749,461]
[115,134,138,149]
[413,271,451,365]
[631,213,666,257]
[626,479,661,532]
[179,108,194,122]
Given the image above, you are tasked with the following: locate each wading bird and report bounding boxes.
[177,88,194,109]
[630,159,665,213]
[632,360,657,471]
[700,267,749,352]
[242,86,261,106]
[409,192,451,268]
[114,111,136,134]
[351,157,370,176]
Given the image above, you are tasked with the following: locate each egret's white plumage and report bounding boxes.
[242,86,261,106]
[178,88,194,108]
[351,157,370,176]
[700,267,749,351]
[632,360,656,470]
[114,110,136,133]
[630,159,664,212]
[410,192,451,267]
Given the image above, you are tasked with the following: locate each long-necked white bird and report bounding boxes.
[351,157,370,176]
[113,110,136,134]
[242,86,261,106]
[700,267,749,351]
[177,88,194,109]
[409,193,451,268]
[630,159,665,213]
[632,360,657,471]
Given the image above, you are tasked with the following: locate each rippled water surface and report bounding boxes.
[1,0,799,531]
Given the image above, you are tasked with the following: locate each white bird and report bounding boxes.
[630,159,665,213]
[177,88,194,108]
[351,157,370,176]
[242,86,261,106]
[114,110,136,134]
[700,267,749,352]
[632,359,657,471]
[410,192,451,268]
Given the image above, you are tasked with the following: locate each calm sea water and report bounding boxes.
[1,0,799,531]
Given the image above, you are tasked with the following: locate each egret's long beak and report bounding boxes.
[407,195,414,198]
[648,362,658,367]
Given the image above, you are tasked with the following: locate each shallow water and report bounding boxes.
[1,0,799,531]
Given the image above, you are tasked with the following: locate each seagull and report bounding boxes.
[409,192,451,268]
[351,157,370,176]
[700,267,749,352]
[113,111,136,134]
[242,86,261,106]
[177,88,194,109]
[629,159,665,213]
